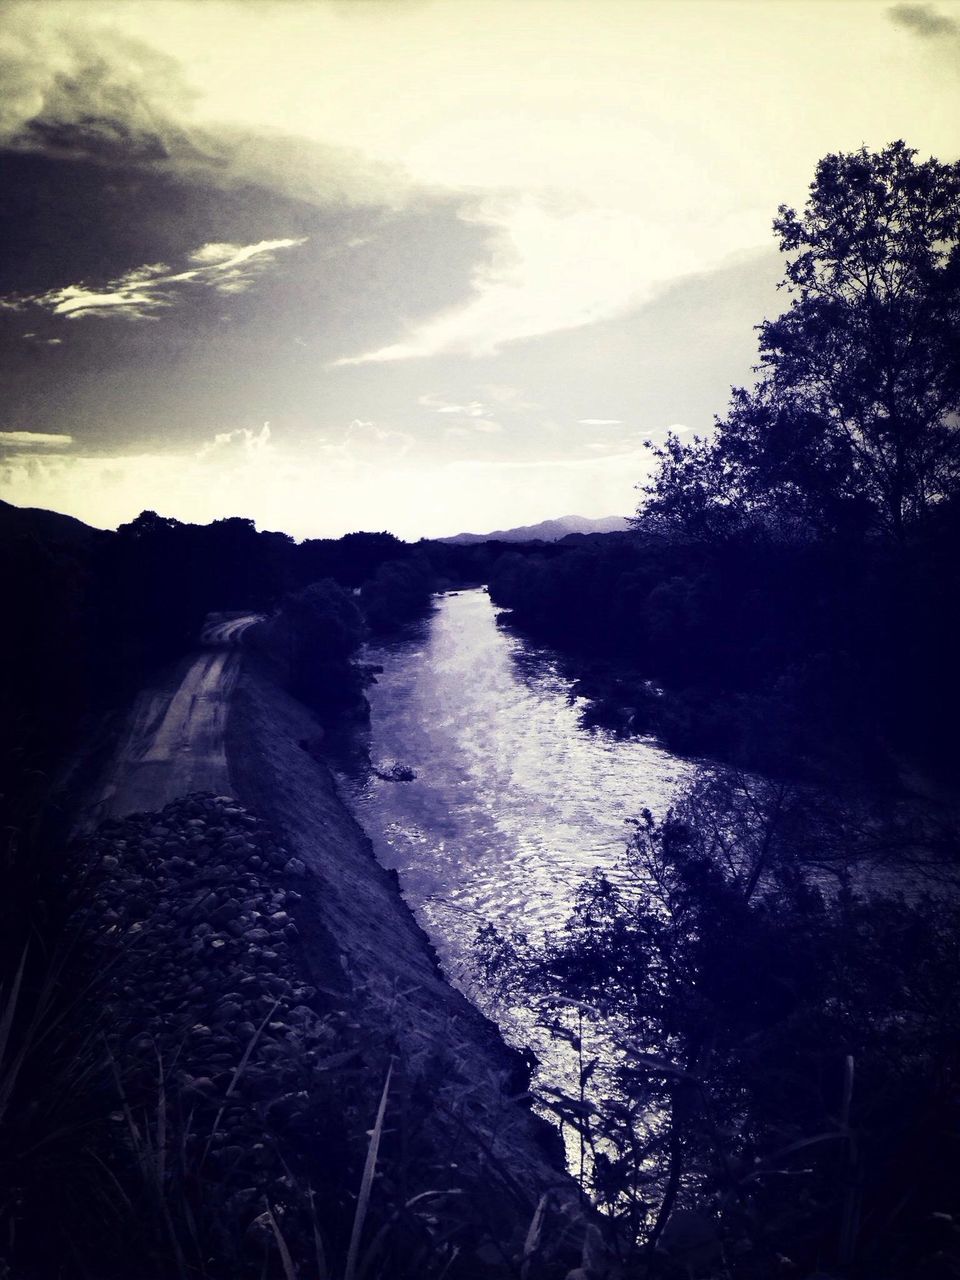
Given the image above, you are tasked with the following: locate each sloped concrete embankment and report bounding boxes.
[225,662,583,1264]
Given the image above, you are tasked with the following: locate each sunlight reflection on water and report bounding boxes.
[336,589,693,1094]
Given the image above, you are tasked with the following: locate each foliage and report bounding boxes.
[360,556,437,634]
[478,769,960,1277]
[487,510,960,781]
[641,142,960,540]
[271,578,368,716]
[296,531,409,591]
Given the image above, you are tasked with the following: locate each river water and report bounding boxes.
[337,589,692,1052]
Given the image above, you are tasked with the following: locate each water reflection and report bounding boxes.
[338,588,692,1001]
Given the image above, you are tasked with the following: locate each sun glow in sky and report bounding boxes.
[1,0,958,538]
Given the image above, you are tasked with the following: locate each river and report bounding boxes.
[337,588,692,1062]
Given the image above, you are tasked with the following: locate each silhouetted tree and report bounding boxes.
[271,579,367,716]
[643,142,960,540]
[360,556,436,633]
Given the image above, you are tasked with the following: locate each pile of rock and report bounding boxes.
[72,792,360,1275]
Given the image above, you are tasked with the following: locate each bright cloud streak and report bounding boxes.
[0,431,74,447]
[7,238,308,321]
[333,199,770,363]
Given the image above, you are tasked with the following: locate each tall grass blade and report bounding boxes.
[205,998,280,1157]
[0,944,29,1124]
[156,1046,167,1186]
[521,1193,548,1278]
[264,1202,298,1280]
[356,1190,463,1279]
[307,1186,330,1280]
[0,944,27,1070]
[435,1245,461,1280]
[344,1062,392,1280]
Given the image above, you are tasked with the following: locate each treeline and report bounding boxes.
[490,143,960,788]
[488,510,960,782]
[0,506,440,742]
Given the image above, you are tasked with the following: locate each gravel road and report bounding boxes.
[79,613,261,829]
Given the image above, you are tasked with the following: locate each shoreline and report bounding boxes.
[51,646,582,1277]
[225,659,577,1201]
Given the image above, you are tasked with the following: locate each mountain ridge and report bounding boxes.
[437,514,631,544]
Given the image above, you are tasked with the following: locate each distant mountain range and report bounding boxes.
[437,514,632,544]
[0,498,633,550]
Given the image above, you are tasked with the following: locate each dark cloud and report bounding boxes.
[888,4,960,39]
[0,183,493,451]
[0,9,409,208]
[0,20,202,164]
[0,5,500,452]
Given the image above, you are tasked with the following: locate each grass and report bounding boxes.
[344,1062,392,1280]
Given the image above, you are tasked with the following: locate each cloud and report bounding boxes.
[197,422,272,461]
[888,4,960,38]
[8,238,307,321]
[331,195,771,365]
[418,393,505,436]
[579,418,622,426]
[0,16,198,161]
[419,394,490,417]
[0,9,410,210]
[0,430,73,448]
[314,419,417,466]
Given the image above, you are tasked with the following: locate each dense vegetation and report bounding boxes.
[478,142,960,1277]
[488,514,960,781]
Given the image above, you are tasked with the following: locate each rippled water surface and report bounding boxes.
[338,588,692,1004]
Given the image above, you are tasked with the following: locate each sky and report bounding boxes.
[0,0,958,540]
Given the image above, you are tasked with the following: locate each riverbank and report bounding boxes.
[2,641,584,1278]
[225,661,580,1237]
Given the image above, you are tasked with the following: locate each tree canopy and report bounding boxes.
[641,142,960,540]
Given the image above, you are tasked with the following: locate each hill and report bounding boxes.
[0,497,104,548]
[438,514,631,544]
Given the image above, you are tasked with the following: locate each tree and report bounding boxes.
[641,142,960,539]
[360,556,436,633]
[272,578,367,715]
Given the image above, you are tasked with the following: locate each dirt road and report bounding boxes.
[79,613,261,830]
